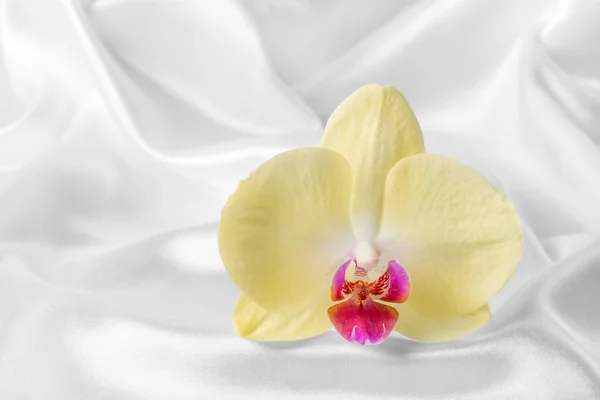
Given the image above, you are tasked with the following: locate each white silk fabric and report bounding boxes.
[2,0,600,398]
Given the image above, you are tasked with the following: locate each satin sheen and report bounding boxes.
[2,0,600,398]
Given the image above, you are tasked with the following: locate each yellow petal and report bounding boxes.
[379,153,522,319]
[218,148,353,314]
[392,303,491,343]
[233,294,331,341]
[320,84,425,240]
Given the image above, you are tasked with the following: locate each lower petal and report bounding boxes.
[391,303,491,343]
[328,298,399,345]
[233,294,332,341]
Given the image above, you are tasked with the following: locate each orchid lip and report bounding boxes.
[328,258,411,345]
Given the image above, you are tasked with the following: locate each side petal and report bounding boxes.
[328,298,399,345]
[320,84,425,240]
[369,260,411,303]
[219,148,353,313]
[233,294,332,341]
[379,154,522,319]
[331,259,353,301]
[392,303,491,343]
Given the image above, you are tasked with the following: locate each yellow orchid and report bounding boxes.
[218,84,522,345]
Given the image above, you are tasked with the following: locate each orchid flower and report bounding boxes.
[218,84,522,345]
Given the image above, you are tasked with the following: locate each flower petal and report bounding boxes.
[233,294,332,341]
[379,153,522,319]
[328,298,399,345]
[320,84,425,240]
[331,259,353,301]
[219,148,354,313]
[392,303,491,343]
[369,260,411,303]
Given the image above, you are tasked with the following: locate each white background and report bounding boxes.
[1,0,600,398]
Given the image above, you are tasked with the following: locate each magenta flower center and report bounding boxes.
[328,259,411,345]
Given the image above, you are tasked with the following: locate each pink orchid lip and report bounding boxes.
[328,259,411,345]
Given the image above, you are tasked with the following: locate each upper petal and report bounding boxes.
[320,84,425,240]
[378,153,522,319]
[219,148,354,313]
